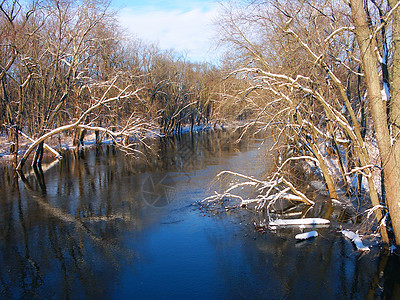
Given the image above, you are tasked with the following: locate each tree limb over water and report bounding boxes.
[16,77,151,170]
[202,170,314,214]
[213,0,400,247]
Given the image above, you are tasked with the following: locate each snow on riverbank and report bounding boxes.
[0,124,223,165]
[0,132,97,164]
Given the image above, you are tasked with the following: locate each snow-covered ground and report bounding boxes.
[0,123,222,165]
[0,132,98,164]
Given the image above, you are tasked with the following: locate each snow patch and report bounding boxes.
[279,193,304,202]
[382,89,388,101]
[295,231,318,240]
[269,218,330,227]
[341,230,370,252]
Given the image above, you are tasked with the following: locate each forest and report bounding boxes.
[1,0,400,249]
[0,0,249,169]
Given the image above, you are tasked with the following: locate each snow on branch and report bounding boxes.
[372,0,400,41]
[341,230,370,252]
[344,165,376,178]
[365,205,388,219]
[202,170,314,212]
[272,156,320,180]
[16,77,146,170]
[324,27,355,44]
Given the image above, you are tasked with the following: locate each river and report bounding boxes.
[0,130,399,299]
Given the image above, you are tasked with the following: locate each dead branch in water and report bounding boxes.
[202,170,314,216]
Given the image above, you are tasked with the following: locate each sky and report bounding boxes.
[113,0,224,64]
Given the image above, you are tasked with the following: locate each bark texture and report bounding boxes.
[351,0,400,245]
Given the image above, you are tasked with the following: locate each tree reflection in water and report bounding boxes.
[0,130,399,299]
[0,130,251,298]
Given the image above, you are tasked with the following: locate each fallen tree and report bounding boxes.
[16,75,154,171]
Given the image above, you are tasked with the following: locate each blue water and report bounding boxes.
[0,130,399,299]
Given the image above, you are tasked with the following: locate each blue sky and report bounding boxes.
[113,0,224,63]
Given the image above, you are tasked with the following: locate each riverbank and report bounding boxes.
[0,123,230,166]
[0,132,93,166]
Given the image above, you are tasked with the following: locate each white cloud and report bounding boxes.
[118,3,221,63]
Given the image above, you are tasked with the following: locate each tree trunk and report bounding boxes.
[351,0,399,245]
[12,125,18,169]
[95,130,100,146]
[388,0,400,245]
[389,0,400,136]
[306,135,338,200]
[32,141,44,167]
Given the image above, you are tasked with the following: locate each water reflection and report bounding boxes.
[1,172,131,298]
[0,130,257,298]
[203,212,400,299]
[0,130,399,299]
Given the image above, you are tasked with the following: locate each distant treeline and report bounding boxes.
[0,0,253,167]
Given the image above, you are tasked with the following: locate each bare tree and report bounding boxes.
[0,0,226,175]
[213,0,400,246]
[351,0,400,245]
[16,75,153,170]
[0,0,40,167]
